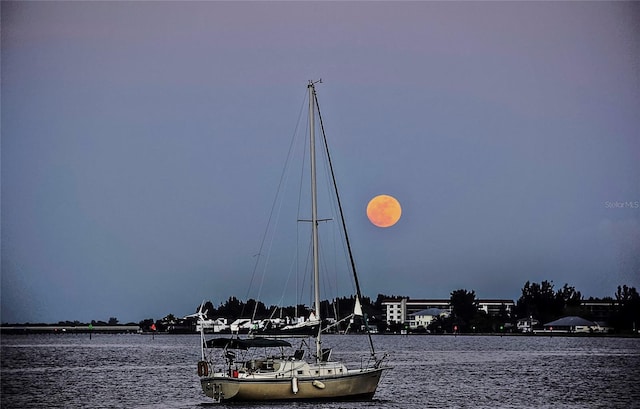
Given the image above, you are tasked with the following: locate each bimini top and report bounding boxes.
[205,337,292,350]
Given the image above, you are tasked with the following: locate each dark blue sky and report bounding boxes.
[2,2,639,324]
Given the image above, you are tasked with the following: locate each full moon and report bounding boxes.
[366,195,402,228]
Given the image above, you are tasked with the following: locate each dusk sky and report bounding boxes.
[2,2,639,324]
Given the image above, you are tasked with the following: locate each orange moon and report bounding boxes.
[366,195,402,228]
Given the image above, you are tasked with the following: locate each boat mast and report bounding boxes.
[309,80,322,362]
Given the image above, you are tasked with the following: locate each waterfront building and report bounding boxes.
[580,299,618,321]
[542,316,602,333]
[382,298,515,325]
[408,308,450,329]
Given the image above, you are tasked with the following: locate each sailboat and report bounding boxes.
[196,81,387,403]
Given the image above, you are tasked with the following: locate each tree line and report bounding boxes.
[514,282,639,333]
[420,282,638,334]
[140,294,388,333]
[137,281,638,334]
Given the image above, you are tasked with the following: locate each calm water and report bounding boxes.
[2,333,639,408]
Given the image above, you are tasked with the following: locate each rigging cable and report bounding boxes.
[241,92,307,321]
[314,91,377,359]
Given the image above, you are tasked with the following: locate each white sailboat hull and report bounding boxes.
[201,367,384,402]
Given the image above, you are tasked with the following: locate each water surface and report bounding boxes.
[2,334,639,408]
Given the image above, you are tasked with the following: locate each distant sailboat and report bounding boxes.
[196,81,387,403]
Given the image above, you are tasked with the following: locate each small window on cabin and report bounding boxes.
[315,370,319,374]
[328,370,332,374]
[297,371,303,375]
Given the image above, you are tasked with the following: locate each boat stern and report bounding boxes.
[201,376,241,403]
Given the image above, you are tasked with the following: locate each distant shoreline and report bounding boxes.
[0,325,140,334]
[1,326,638,339]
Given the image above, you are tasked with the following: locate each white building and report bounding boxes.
[382,297,514,325]
[408,308,450,329]
[477,299,515,316]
